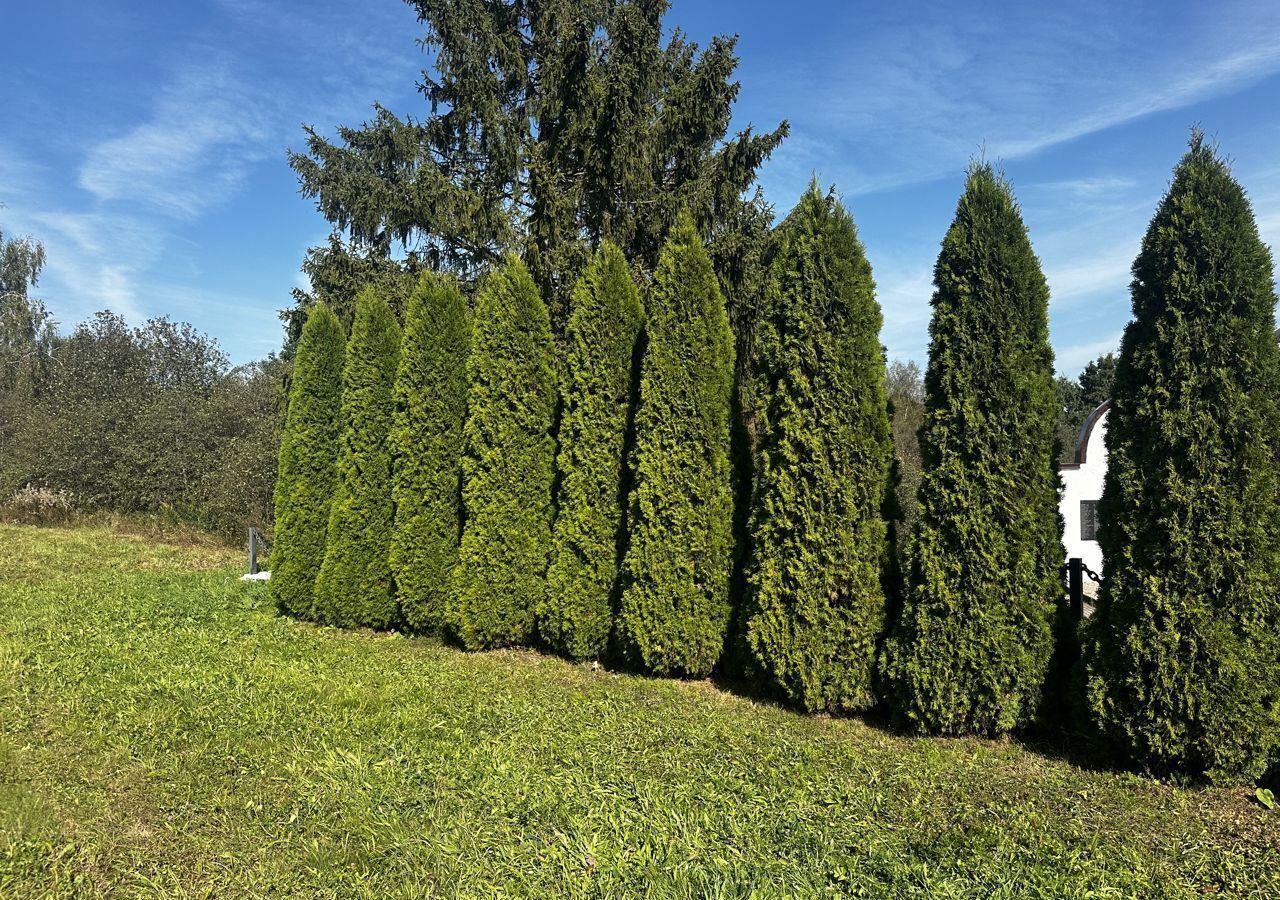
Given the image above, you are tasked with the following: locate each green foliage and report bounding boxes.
[282,233,419,356]
[745,185,892,712]
[287,0,786,329]
[2,307,282,540]
[312,289,403,629]
[885,164,1062,736]
[389,273,471,634]
[0,227,54,455]
[886,359,925,589]
[6,523,1280,897]
[1083,134,1280,782]
[543,243,644,659]
[272,305,345,618]
[618,215,735,676]
[451,257,557,649]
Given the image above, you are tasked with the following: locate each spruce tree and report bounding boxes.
[288,0,785,331]
[1083,134,1280,781]
[884,164,1062,735]
[312,287,403,629]
[618,214,735,676]
[745,185,893,713]
[271,304,345,619]
[543,243,644,659]
[451,256,557,650]
[389,273,470,634]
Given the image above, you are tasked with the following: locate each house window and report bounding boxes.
[1080,500,1099,542]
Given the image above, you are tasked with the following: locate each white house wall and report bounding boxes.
[1059,406,1108,574]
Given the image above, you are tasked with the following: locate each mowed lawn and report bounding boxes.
[0,525,1276,898]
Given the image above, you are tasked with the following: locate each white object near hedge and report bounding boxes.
[1059,400,1109,575]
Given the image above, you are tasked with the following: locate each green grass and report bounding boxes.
[0,524,1275,898]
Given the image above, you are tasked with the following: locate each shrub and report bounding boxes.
[884,164,1062,735]
[618,214,735,676]
[0,485,78,526]
[271,304,345,618]
[745,185,893,712]
[312,288,403,629]
[389,273,471,634]
[542,243,644,659]
[451,257,557,649]
[1083,133,1280,782]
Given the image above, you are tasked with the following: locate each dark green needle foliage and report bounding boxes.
[451,257,557,650]
[885,164,1062,736]
[1083,133,1280,782]
[312,288,403,629]
[543,243,644,660]
[618,214,736,677]
[745,184,893,713]
[271,304,346,619]
[389,273,471,634]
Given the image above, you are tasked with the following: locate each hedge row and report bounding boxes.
[273,136,1280,783]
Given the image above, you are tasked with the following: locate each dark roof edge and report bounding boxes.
[1060,399,1111,471]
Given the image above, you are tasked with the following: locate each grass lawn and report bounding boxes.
[0,524,1276,898]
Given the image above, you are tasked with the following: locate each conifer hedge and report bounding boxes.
[271,303,346,619]
[451,256,557,650]
[389,273,470,634]
[618,214,736,676]
[1083,134,1280,782]
[542,243,644,659]
[746,185,893,713]
[312,287,403,629]
[885,164,1062,735]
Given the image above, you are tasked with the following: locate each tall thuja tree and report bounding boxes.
[313,288,403,629]
[885,164,1062,736]
[271,304,346,619]
[618,214,735,676]
[543,243,643,659]
[288,0,786,331]
[1083,134,1280,782]
[389,273,470,634]
[745,185,893,713]
[451,257,557,649]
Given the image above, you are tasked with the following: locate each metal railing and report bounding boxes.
[1065,557,1101,620]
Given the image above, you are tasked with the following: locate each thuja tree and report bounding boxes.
[618,214,735,676]
[312,287,403,629]
[745,185,893,713]
[451,257,557,650]
[885,164,1062,736]
[1083,134,1280,782]
[543,243,643,659]
[389,273,470,634]
[271,304,346,619]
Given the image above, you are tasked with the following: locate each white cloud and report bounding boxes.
[79,63,272,219]
[762,1,1280,196]
[1056,332,1124,374]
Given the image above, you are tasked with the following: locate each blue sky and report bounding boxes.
[2,0,1278,374]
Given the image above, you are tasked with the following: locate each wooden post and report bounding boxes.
[1068,557,1084,621]
[249,527,260,575]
